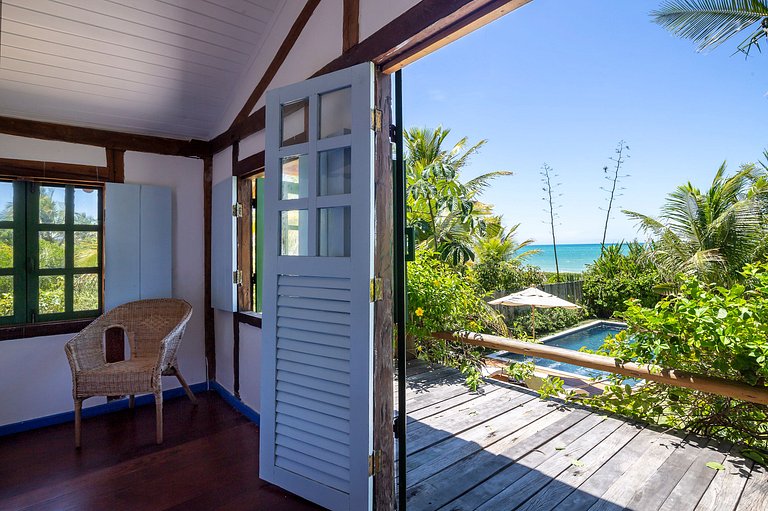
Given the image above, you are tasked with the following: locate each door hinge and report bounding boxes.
[371,109,382,133]
[232,203,243,218]
[389,124,398,143]
[368,450,382,476]
[369,277,383,302]
[232,270,242,285]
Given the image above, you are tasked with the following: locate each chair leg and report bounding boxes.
[173,367,198,405]
[74,398,82,449]
[129,395,135,409]
[155,391,163,444]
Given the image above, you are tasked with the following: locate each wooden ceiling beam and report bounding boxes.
[0,116,208,158]
[343,0,360,52]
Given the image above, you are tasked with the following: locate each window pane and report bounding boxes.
[39,186,66,224]
[74,188,99,225]
[0,182,13,221]
[280,210,308,256]
[74,273,99,311]
[75,231,98,268]
[281,155,309,200]
[0,275,12,317]
[39,231,65,268]
[320,87,351,139]
[0,229,12,269]
[318,207,350,257]
[39,275,65,314]
[281,98,309,146]
[319,148,351,196]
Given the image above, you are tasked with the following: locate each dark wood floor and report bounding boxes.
[398,360,768,511]
[0,391,324,511]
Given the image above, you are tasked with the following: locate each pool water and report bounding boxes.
[500,323,625,379]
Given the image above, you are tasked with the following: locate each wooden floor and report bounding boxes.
[399,360,767,511]
[0,391,323,511]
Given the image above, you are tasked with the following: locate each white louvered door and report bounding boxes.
[260,62,375,511]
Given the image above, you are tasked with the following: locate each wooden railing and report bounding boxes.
[434,331,768,406]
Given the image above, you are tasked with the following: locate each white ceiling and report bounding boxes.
[0,0,284,140]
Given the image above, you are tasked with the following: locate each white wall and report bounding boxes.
[0,143,205,427]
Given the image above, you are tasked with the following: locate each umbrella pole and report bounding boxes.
[532,306,536,341]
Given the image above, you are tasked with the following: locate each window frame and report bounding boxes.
[235,170,264,318]
[0,179,103,327]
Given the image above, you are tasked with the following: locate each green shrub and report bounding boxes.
[585,262,768,457]
[407,251,507,388]
[582,242,661,318]
[509,307,587,339]
[470,259,545,294]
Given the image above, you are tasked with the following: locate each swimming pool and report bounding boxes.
[497,321,626,378]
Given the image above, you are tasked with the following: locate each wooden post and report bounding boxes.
[203,156,216,381]
[373,70,395,511]
[343,0,360,52]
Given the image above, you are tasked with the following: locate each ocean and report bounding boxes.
[523,243,624,273]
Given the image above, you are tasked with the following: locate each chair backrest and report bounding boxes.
[102,299,193,360]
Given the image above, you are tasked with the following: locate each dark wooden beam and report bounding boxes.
[229,0,321,130]
[210,108,265,156]
[343,0,360,52]
[105,148,126,183]
[233,315,241,400]
[0,115,208,158]
[234,151,265,178]
[0,158,112,183]
[203,156,216,381]
[372,71,395,510]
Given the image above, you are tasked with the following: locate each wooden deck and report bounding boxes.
[398,360,767,511]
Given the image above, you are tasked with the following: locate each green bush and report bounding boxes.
[585,262,768,458]
[582,242,661,318]
[407,251,507,388]
[470,259,545,294]
[509,307,587,339]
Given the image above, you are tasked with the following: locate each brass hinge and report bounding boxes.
[232,270,242,285]
[368,450,381,476]
[232,203,243,217]
[371,108,382,132]
[369,277,383,302]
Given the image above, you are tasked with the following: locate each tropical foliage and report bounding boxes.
[651,0,768,56]
[470,224,544,293]
[407,251,507,389]
[585,263,768,455]
[582,242,662,318]
[405,126,512,265]
[624,164,766,286]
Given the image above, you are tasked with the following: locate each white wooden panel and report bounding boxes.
[211,177,237,312]
[261,62,375,511]
[104,183,140,311]
[139,185,172,300]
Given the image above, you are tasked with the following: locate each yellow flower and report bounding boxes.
[415,307,424,317]
[433,279,440,287]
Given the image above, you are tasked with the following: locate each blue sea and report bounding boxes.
[523,243,626,273]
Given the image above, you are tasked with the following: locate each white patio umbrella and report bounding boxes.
[489,287,581,340]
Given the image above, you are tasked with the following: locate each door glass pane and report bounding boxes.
[281,155,309,200]
[39,275,65,314]
[0,275,12,317]
[319,148,351,196]
[280,210,308,256]
[75,231,98,268]
[319,87,351,139]
[281,98,309,146]
[74,188,99,225]
[0,182,13,221]
[318,207,350,257]
[74,273,99,311]
[39,231,65,268]
[39,186,66,224]
[0,229,12,268]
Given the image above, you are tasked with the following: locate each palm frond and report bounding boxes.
[651,0,768,51]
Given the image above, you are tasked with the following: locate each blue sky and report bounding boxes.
[403,0,768,244]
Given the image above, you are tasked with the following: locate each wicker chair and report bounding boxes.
[65,298,195,447]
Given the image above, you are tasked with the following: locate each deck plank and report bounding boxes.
[695,448,754,511]
[407,384,503,424]
[659,439,731,511]
[736,462,768,511]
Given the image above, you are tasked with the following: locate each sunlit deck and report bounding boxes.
[398,360,767,511]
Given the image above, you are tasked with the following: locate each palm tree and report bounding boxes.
[475,222,539,266]
[405,126,512,264]
[651,1,768,55]
[624,164,765,285]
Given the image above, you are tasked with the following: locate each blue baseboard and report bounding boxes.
[209,381,260,426]
[0,382,208,438]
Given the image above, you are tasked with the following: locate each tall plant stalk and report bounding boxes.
[601,140,630,251]
[541,163,561,280]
